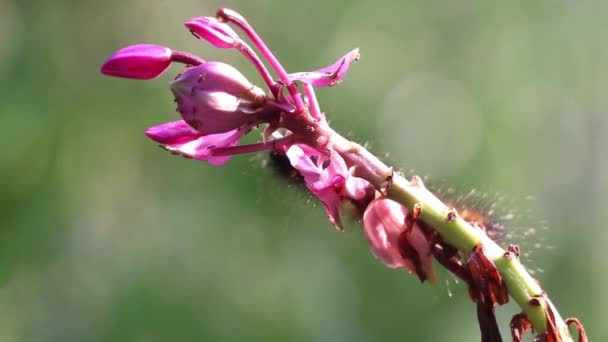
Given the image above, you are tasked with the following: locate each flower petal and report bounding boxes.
[146,120,250,165]
[315,186,345,231]
[285,144,322,182]
[145,120,203,144]
[344,176,373,200]
[287,48,360,87]
[101,44,172,80]
[185,17,240,49]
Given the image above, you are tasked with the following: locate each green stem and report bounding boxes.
[326,129,573,340]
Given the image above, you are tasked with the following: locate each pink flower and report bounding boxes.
[145,120,253,165]
[363,197,437,283]
[286,144,373,231]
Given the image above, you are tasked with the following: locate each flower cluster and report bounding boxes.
[101,8,439,283]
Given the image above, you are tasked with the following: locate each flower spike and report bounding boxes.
[100,9,585,340]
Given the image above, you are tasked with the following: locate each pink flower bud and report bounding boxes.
[171,62,266,135]
[185,17,240,49]
[101,44,172,80]
[363,197,437,283]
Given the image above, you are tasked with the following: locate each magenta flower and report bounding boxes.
[363,197,437,283]
[286,144,373,231]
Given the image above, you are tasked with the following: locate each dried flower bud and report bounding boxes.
[101,44,172,80]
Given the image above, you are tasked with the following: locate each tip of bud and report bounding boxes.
[145,120,200,144]
[101,44,172,80]
[184,17,239,49]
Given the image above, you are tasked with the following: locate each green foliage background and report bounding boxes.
[0,0,605,340]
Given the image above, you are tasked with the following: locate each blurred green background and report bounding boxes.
[0,0,605,340]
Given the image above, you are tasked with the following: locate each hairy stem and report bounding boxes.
[323,126,574,341]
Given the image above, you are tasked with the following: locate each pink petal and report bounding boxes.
[185,17,240,49]
[343,176,373,200]
[101,44,172,80]
[145,120,203,144]
[315,187,345,231]
[287,48,360,87]
[146,121,249,166]
[285,144,322,182]
[326,150,348,178]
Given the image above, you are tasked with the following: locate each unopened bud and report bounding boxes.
[171,62,266,135]
[101,44,172,80]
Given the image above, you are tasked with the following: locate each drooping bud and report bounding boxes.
[185,17,240,48]
[363,197,437,283]
[101,44,172,79]
[171,62,266,135]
